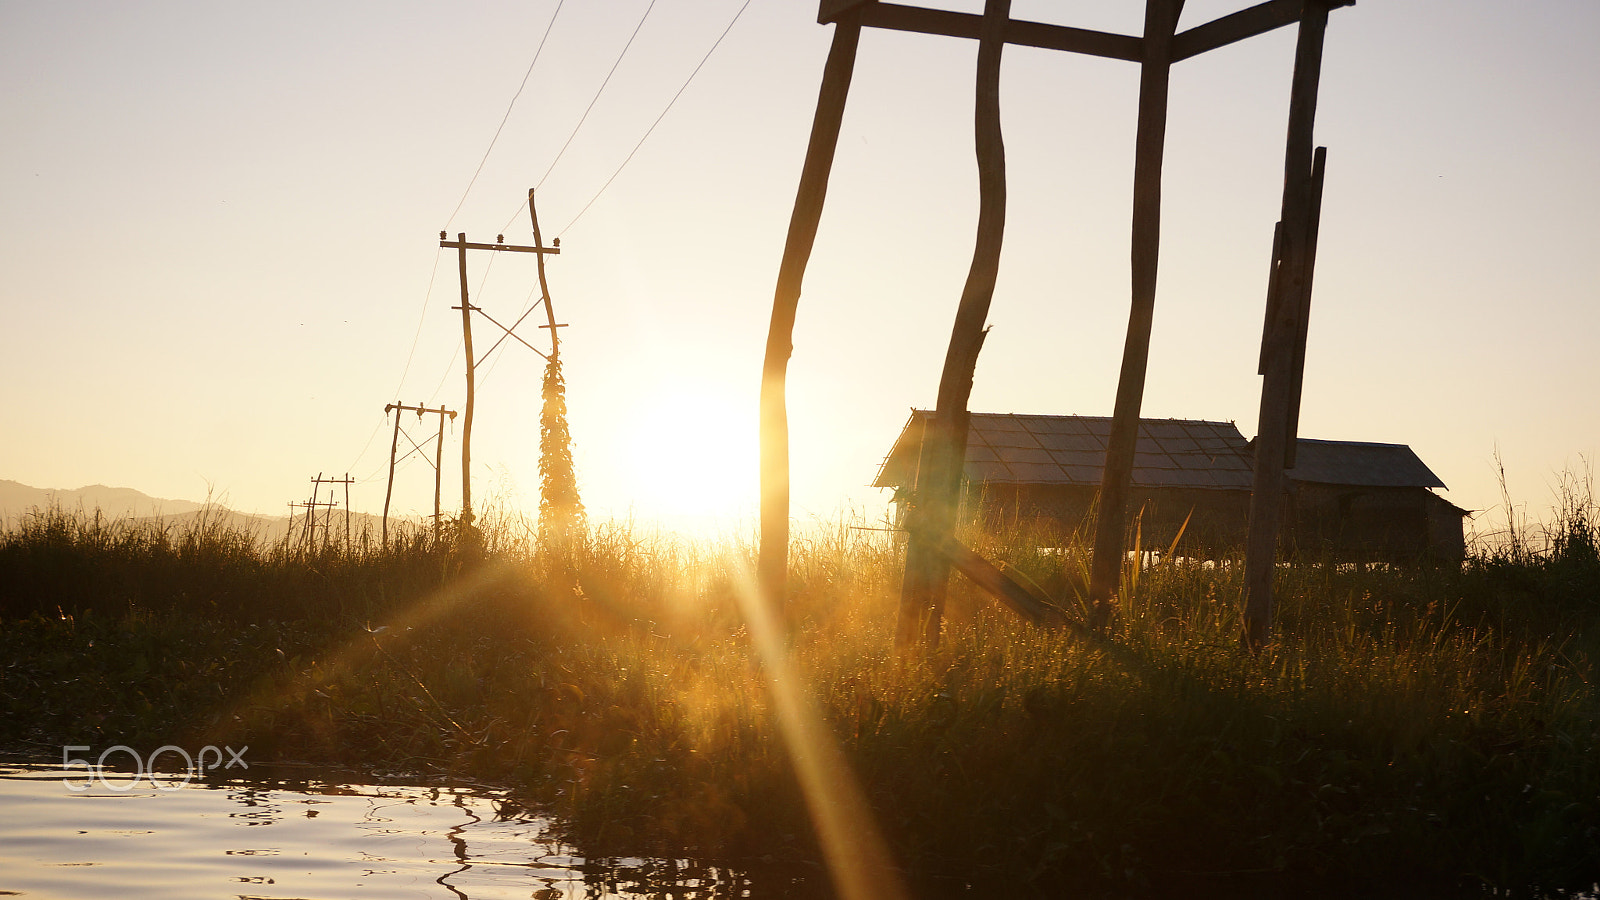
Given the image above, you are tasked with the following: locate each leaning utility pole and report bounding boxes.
[440,229,561,531]
[381,402,457,545]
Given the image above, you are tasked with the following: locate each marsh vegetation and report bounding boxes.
[1,497,1596,897]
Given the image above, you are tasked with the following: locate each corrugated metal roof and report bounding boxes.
[872,412,1450,493]
[1283,439,1447,489]
[871,411,1255,491]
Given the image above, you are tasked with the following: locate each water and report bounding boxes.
[0,763,781,899]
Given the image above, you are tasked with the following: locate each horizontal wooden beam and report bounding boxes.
[920,530,1079,630]
[823,0,1355,64]
[1173,0,1354,62]
[826,2,1143,63]
[439,239,560,255]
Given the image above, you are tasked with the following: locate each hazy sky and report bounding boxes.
[2,0,1596,537]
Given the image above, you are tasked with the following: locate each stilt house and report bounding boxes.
[873,411,1467,561]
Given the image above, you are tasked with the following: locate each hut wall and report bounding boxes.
[1286,483,1450,562]
[969,483,1251,554]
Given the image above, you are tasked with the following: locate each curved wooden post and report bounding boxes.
[896,0,1010,651]
[1245,1,1331,649]
[527,188,560,357]
[758,12,863,614]
[1087,0,1184,629]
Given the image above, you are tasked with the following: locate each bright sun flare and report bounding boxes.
[626,384,758,522]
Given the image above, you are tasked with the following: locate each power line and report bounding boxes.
[347,247,446,477]
[534,0,660,193]
[443,0,567,230]
[555,0,754,237]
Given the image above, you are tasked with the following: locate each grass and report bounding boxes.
[1,496,1598,897]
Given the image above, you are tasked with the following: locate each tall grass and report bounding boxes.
[1,497,1597,897]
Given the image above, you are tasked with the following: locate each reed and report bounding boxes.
[1,494,1596,896]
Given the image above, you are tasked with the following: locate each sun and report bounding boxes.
[625,382,758,523]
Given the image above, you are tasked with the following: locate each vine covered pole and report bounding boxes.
[896,0,1010,651]
[758,10,864,615]
[1244,1,1332,649]
[1087,0,1185,629]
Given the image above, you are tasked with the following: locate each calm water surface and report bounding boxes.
[0,763,780,899]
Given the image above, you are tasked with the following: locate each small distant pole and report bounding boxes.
[433,406,447,537]
[383,407,403,546]
[454,232,476,531]
[304,473,354,550]
[382,401,458,545]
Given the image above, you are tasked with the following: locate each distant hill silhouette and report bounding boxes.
[0,479,410,547]
[0,479,206,521]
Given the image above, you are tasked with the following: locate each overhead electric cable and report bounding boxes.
[442,0,567,230]
[347,247,447,476]
[533,0,660,193]
[555,0,754,237]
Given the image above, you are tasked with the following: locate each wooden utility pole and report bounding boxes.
[381,402,458,545]
[896,0,1010,649]
[1086,0,1184,629]
[440,230,560,532]
[758,6,864,615]
[527,189,563,355]
[293,472,348,551]
[1244,3,1332,648]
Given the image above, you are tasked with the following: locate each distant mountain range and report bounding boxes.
[0,480,407,545]
[0,480,208,520]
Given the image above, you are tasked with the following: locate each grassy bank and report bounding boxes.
[2,502,1598,897]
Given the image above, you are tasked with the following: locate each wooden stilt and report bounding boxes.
[1087,0,1184,630]
[1244,1,1331,649]
[758,11,863,616]
[896,0,1011,651]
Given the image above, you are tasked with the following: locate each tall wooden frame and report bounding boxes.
[759,0,1353,648]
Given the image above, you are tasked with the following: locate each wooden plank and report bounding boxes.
[1283,145,1327,468]
[858,4,1142,62]
[438,239,560,255]
[1173,0,1352,62]
[1258,220,1284,376]
[759,12,864,614]
[896,0,1010,651]
[1244,3,1330,649]
[818,0,874,25]
[1086,0,1184,629]
[931,533,1073,629]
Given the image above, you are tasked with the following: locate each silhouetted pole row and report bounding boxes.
[440,227,561,534]
[762,0,1352,650]
[896,0,1011,650]
[381,402,458,546]
[294,472,350,550]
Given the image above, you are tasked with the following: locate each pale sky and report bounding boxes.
[2,0,1596,538]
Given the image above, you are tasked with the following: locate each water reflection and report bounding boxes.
[0,763,820,899]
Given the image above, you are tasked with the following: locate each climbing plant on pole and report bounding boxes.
[538,351,584,547]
